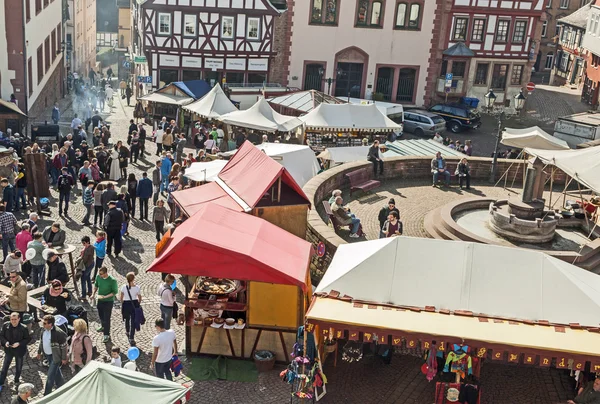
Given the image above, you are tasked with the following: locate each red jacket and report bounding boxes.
[53,154,68,170]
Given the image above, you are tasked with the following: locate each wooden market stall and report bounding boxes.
[172,141,311,238]
[146,202,313,362]
[0,99,27,135]
[299,103,401,152]
[306,236,600,402]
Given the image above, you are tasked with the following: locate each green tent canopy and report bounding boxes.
[35,361,191,404]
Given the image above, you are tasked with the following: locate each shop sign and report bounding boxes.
[205,58,224,71]
[523,353,536,365]
[335,330,344,339]
[422,341,431,350]
[491,350,504,361]
[305,322,315,333]
[392,336,402,346]
[226,58,246,71]
[592,361,600,372]
[134,56,147,63]
[348,330,359,341]
[556,357,568,368]
[248,58,268,71]
[475,347,487,358]
[539,356,552,367]
[363,332,373,343]
[573,360,585,371]
[159,54,179,67]
[406,338,417,349]
[438,341,445,351]
[182,56,202,68]
[507,353,520,363]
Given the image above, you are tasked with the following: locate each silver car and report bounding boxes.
[402,110,447,137]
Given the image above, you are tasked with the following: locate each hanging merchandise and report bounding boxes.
[342,341,363,363]
[422,342,438,382]
[443,344,473,380]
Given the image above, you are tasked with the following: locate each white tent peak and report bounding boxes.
[218,97,303,133]
[316,237,600,327]
[182,84,238,118]
[299,103,401,132]
[501,126,570,150]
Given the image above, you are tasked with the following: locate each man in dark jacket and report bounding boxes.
[104,201,124,257]
[56,168,74,216]
[136,172,153,221]
[0,312,31,390]
[45,252,68,285]
[377,198,400,237]
[152,161,161,205]
[367,140,383,176]
[128,119,137,135]
[37,315,68,395]
[100,183,117,213]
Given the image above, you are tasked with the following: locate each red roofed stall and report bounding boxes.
[147,203,313,361]
[173,141,310,238]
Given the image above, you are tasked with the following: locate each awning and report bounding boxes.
[35,361,190,404]
[524,146,600,194]
[501,126,570,150]
[300,103,402,132]
[138,92,194,105]
[384,139,465,158]
[146,203,312,290]
[218,98,303,132]
[183,160,228,182]
[0,99,27,117]
[342,97,404,118]
[182,84,238,118]
[174,181,242,215]
[317,146,370,164]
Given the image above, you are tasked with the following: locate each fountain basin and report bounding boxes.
[489,200,558,244]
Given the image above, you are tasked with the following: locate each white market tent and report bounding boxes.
[208,143,320,187]
[384,139,464,158]
[341,97,404,119]
[309,237,600,359]
[182,84,238,118]
[501,126,570,150]
[218,98,303,133]
[524,145,600,194]
[184,159,229,182]
[317,146,370,165]
[138,92,194,106]
[35,361,190,404]
[300,103,402,132]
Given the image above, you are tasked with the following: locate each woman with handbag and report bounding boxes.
[119,272,143,346]
[69,318,93,374]
[79,236,95,302]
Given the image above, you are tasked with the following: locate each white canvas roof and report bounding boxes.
[300,103,402,132]
[268,90,344,113]
[341,97,404,117]
[182,84,238,118]
[211,143,320,187]
[317,146,370,164]
[315,236,600,327]
[184,160,228,182]
[502,126,570,150]
[36,361,190,404]
[138,92,194,106]
[524,146,600,194]
[218,98,303,133]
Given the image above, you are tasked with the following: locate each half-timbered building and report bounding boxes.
[134,0,284,89]
[427,0,545,110]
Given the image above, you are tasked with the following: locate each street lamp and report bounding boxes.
[514,88,526,112]
[484,89,497,109]
[318,67,343,95]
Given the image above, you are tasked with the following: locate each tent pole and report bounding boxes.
[577,181,590,229]
[494,151,522,189]
[548,167,554,210]
[277,177,282,203]
[562,177,572,209]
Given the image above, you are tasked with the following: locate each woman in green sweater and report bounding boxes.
[91,266,118,343]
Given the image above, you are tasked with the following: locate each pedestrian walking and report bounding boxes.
[152,200,169,242]
[37,315,68,396]
[104,201,124,257]
[82,181,95,226]
[157,275,176,330]
[79,236,95,302]
[109,142,122,181]
[0,313,31,392]
[128,131,140,163]
[0,206,17,261]
[93,183,104,227]
[93,230,106,280]
[120,272,143,346]
[152,161,161,205]
[137,172,152,221]
[51,103,60,125]
[1,178,15,213]
[69,319,93,374]
[56,167,74,216]
[12,382,34,403]
[1,272,27,318]
[101,183,117,214]
[151,318,177,381]
[27,232,45,288]
[15,225,32,257]
[91,266,118,343]
[15,164,26,212]
[127,174,138,218]
[125,84,133,106]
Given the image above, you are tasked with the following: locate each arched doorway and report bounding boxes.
[396,68,416,103]
[333,46,369,99]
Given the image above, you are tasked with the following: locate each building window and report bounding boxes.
[511,65,523,85]
[440,60,448,77]
[541,20,548,37]
[471,19,485,41]
[495,20,510,42]
[491,64,508,89]
[513,20,527,43]
[545,52,554,69]
[44,37,50,72]
[408,4,420,28]
[356,1,384,27]
[43,0,48,7]
[158,13,171,35]
[395,3,407,27]
[474,63,489,85]
[225,72,244,84]
[451,61,466,77]
[546,0,552,7]
[51,29,56,62]
[28,58,32,96]
[35,0,41,14]
[26,0,31,21]
[555,25,561,37]
[560,0,569,8]
[221,16,234,39]
[560,52,569,71]
[247,17,260,39]
[184,15,196,36]
[453,17,468,40]
[57,23,61,57]
[310,0,338,25]
[394,1,421,29]
[37,46,43,84]
[248,73,267,85]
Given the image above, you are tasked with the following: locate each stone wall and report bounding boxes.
[269,0,293,87]
[302,155,568,282]
[28,61,63,125]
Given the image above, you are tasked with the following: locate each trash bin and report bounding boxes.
[460,97,480,108]
[254,350,276,372]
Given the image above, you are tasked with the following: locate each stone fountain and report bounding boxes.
[489,157,558,243]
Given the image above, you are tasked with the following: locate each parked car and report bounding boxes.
[428,104,481,133]
[400,110,447,137]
